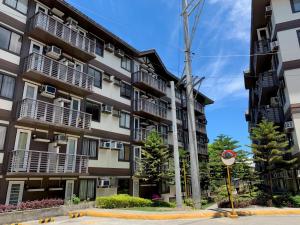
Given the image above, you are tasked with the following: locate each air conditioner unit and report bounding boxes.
[105,43,114,52]
[115,49,125,58]
[112,109,121,117]
[270,97,281,107]
[265,5,272,16]
[117,142,124,149]
[51,8,64,18]
[110,141,118,149]
[102,141,111,149]
[270,41,279,52]
[66,17,78,30]
[102,105,113,114]
[99,179,110,188]
[41,85,56,98]
[113,77,122,86]
[45,46,61,59]
[54,134,67,145]
[284,121,294,130]
[103,73,113,82]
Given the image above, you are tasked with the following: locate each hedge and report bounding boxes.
[96,194,153,208]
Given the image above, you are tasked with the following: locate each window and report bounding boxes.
[88,67,102,88]
[6,181,24,205]
[118,145,130,161]
[79,179,95,200]
[95,38,104,56]
[0,74,15,99]
[121,56,131,72]
[120,112,130,129]
[85,101,101,122]
[176,108,182,120]
[120,82,131,99]
[0,26,22,54]
[4,0,28,14]
[82,138,98,158]
[0,126,7,150]
[291,0,300,12]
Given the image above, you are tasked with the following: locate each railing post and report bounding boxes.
[37,152,42,173]
[46,152,50,173]
[27,151,32,173]
[79,156,82,173]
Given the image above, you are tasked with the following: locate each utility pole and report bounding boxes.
[182,0,202,208]
[170,81,183,208]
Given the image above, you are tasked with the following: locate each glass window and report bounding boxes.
[292,0,300,12]
[95,38,104,56]
[88,67,102,88]
[82,138,98,158]
[0,26,11,50]
[0,26,22,54]
[120,112,130,129]
[118,145,130,161]
[4,0,28,14]
[120,82,131,99]
[0,126,7,150]
[0,74,15,99]
[9,32,22,54]
[79,179,95,200]
[85,101,100,122]
[121,56,131,72]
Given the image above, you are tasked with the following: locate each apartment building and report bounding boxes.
[0,0,212,205]
[245,0,300,192]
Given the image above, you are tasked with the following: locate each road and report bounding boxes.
[24,215,300,225]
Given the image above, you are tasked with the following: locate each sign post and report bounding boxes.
[221,150,239,219]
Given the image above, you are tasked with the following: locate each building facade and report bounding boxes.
[0,0,212,205]
[245,0,300,192]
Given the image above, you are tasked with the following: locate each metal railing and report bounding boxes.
[182,99,204,113]
[196,123,206,133]
[24,53,94,91]
[254,39,270,54]
[258,71,278,88]
[197,144,208,155]
[134,99,167,119]
[18,98,92,130]
[31,11,95,54]
[8,149,88,174]
[132,71,167,93]
[133,128,168,144]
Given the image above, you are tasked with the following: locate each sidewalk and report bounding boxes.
[75,207,300,220]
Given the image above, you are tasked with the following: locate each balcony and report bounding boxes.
[23,53,94,96]
[18,98,92,132]
[257,71,278,104]
[8,150,88,175]
[197,144,208,156]
[253,39,272,73]
[133,128,168,145]
[132,71,167,97]
[260,107,283,124]
[29,11,96,61]
[133,99,167,121]
[182,99,204,114]
[196,123,206,134]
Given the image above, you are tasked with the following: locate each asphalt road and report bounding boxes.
[24,215,300,225]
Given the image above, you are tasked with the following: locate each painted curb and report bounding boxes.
[79,209,300,220]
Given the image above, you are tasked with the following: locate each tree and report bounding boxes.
[250,120,298,193]
[136,131,174,187]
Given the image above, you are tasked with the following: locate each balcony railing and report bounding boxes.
[18,98,92,130]
[30,11,95,56]
[197,144,208,155]
[182,99,204,114]
[132,71,167,94]
[258,71,278,88]
[8,150,88,174]
[134,99,167,119]
[260,107,283,124]
[196,123,206,133]
[24,53,94,92]
[254,39,270,54]
[133,128,168,145]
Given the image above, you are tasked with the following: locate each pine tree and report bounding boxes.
[250,120,298,193]
[136,131,174,186]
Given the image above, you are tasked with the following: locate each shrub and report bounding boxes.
[184,198,195,208]
[0,199,64,213]
[291,195,300,207]
[96,194,152,209]
[71,195,81,205]
[152,200,175,208]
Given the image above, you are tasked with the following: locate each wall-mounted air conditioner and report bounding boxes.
[116,142,124,149]
[105,43,114,52]
[284,121,294,131]
[110,141,118,149]
[270,97,281,107]
[113,77,121,86]
[270,41,279,52]
[115,49,125,58]
[102,105,113,114]
[103,73,113,82]
[112,109,121,117]
[66,17,78,29]
[46,46,61,59]
[265,5,272,17]
[41,85,56,98]
[102,141,111,149]
[54,134,67,145]
[51,8,64,18]
[99,179,110,188]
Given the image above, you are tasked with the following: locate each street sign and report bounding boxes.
[221,149,237,166]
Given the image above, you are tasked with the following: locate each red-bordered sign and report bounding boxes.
[221,150,237,166]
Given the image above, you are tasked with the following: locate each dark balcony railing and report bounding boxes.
[261,107,283,124]
[258,71,278,88]
[197,144,208,155]
[18,98,92,130]
[133,128,168,145]
[134,99,167,119]
[182,99,204,114]
[30,11,95,55]
[254,39,270,54]
[8,149,88,174]
[196,123,206,133]
[132,71,167,94]
[24,53,94,92]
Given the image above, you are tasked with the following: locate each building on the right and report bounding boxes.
[245,0,300,193]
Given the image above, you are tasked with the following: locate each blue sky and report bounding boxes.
[67,0,251,149]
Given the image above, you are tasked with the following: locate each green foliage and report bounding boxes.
[151,200,176,208]
[184,198,195,208]
[96,194,153,209]
[136,131,174,184]
[291,195,300,207]
[71,195,80,205]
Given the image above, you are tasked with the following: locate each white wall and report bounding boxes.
[0,99,13,111]
[272,0,300,24]
[88,148,130,169]
[91,114,130,136]
[0,152,3,164]
[278,29,300,62]
[0,49,20,65]
[292,113,300,155]
[284,69,300,105]
[0,2,27,23]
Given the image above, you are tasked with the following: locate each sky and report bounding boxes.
[67,0,251,149]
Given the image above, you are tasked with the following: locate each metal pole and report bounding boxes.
[227,166,238,218]
[182,0,201,208]
[170,81,183,208]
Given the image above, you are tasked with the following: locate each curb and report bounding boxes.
[79,209,300,220]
